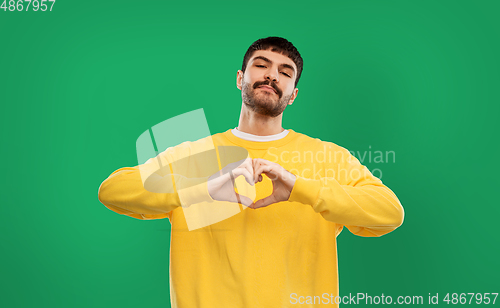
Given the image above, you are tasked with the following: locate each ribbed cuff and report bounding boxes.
[288,175,322,207]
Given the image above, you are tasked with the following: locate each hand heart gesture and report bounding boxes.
[250,158,297,209]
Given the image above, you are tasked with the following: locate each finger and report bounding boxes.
[258,162,284,181]
[253,195,276,209]
[226,189,254,208]
[253,158,274,167]
[254,164,274,181]
[236,157,251,167]
[252,159,260,183]
[238,157,251,169]
[253,159,267,182]
[243,158,254,182]
[254,159,281,182]
[231,168,254,186]
[245,157,255,171]
[253,158,271,182]
[228,158,251,177]
[236,194,254,208]
[252,158,258,169]
[238,157,255,184]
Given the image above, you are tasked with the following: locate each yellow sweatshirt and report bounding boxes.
[98,129,404,308]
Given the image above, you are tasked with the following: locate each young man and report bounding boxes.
[98,37,404,308]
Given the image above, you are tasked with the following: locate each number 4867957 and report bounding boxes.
[1,0,56,11]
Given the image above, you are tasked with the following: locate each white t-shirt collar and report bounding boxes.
[231,127,289,142]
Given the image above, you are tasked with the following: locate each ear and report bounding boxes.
[288,88,299,105]
[236,70,243,90]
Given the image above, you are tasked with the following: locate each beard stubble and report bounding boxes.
[241,80,293,118]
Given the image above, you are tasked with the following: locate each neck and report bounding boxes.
[237,104,285,136]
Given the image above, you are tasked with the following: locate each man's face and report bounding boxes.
[237,49,299,118]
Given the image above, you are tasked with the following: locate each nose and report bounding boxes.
[264,67,279,83]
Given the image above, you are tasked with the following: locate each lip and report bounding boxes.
[258,85,277,94]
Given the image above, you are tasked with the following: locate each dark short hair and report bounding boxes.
[241,37,303,87]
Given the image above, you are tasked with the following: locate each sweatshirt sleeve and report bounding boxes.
[98,149,214,220]
[288,148,404,237]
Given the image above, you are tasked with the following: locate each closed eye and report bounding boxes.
[255,64,291,77]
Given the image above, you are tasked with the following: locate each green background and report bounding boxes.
[1,0,498,307]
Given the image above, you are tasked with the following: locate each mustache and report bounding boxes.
[253,80,282,97]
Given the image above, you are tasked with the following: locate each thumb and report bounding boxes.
[235,193,255,208]
[253,195,276,209]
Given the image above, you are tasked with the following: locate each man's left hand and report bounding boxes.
[251,158,297,209]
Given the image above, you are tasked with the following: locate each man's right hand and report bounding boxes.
[207,157,255,208]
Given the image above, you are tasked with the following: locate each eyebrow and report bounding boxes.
[252,56,296,74]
